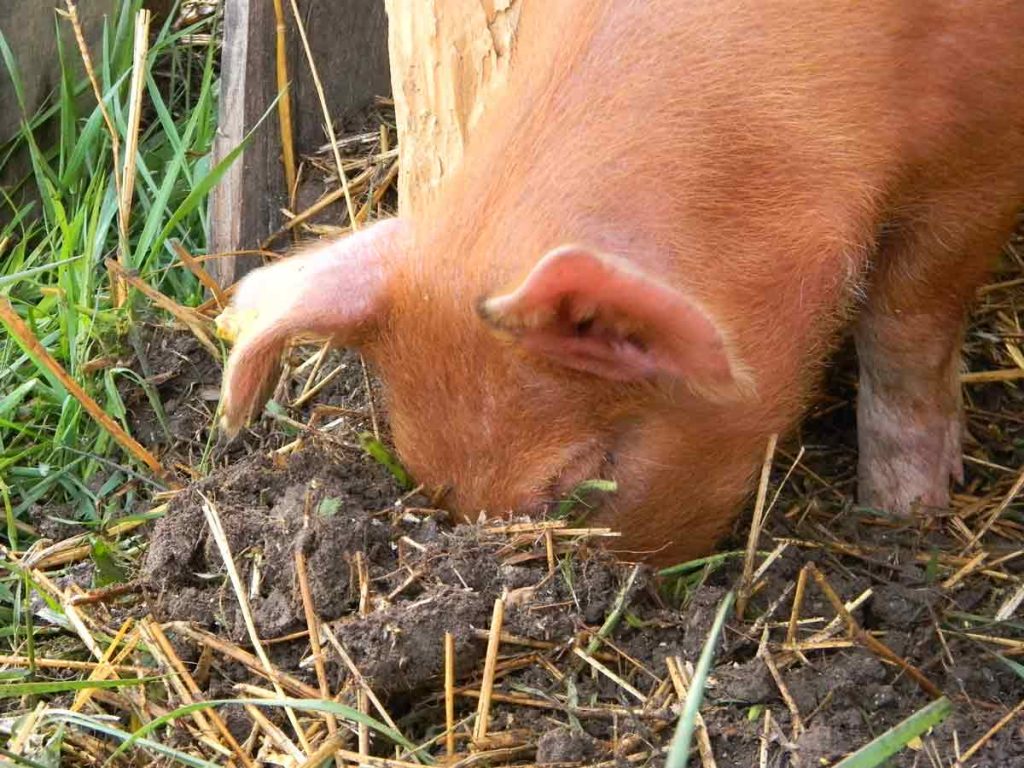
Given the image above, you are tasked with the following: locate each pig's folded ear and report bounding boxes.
[218,218,404,437]
[219,326,291,438]
[477,245,753,398]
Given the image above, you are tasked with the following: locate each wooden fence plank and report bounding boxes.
[208,0,391,286]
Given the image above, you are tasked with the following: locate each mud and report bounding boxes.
[140,427,1023,767]
[142,435,640,698]
[129,261,1024,768]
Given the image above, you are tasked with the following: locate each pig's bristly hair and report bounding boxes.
[374,0,1024,563]
[219,328,287,438]
[217,0,1024,564]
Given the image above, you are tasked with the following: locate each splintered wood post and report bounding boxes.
[383,0,524,214]
[0,0,122,224]
[208,0,524,286]
[208,0,391,286]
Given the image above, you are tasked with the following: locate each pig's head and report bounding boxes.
[219,218,760,563]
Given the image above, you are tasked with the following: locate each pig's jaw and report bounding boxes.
[410,434,619,524]
[384,371,768,567]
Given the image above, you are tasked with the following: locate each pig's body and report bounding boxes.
[220,1,1024,565]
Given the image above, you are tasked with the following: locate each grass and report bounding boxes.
[0,1,226,760]
[833,697,953,768]
[0,5,428,764]
[0,0,221,547]
[1,2,1022,767]
[664,590,735,768]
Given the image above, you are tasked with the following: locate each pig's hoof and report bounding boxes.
[856,392,963,514]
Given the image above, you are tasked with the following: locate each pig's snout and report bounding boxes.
[445,442,617,523]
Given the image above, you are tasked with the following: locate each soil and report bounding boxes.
[81,222,1024,766]
[131,317,1024,766]
[118,319,383,473]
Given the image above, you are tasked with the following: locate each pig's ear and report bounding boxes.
[218,218,404,437]
[477,245,752,397]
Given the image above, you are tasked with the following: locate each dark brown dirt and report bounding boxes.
[143,439,403,641]
[140,434,1024,767]
[121,320,223,459]
[132,237,1024,766]
[141,435,643,696]
[119,321,383,473]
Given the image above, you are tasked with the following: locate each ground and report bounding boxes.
[40,249,1022,766]
[2,8,1023,763]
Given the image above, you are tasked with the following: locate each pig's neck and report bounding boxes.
[411,0,899,424]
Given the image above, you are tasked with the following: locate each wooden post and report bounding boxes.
[208,0,524,285]
[383,0,523,214]
[0,0,118,220]
[207,0,391,286]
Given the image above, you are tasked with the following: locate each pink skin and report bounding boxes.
[219,0,1024,565]
[219,220,403,435]
[477,247,751,397]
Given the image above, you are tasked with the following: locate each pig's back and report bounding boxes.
[413,0,1024,385]
[439,0,1023,262]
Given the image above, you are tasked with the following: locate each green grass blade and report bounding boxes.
[0,258,85,288]
[998,654,1024,679]
[0,30,27,114]
[45,709,218,768]
[0,677,154,698]
[150,93,281,259]
[0,745,52,768]
[833,697,953,768]
[665,590,736,768]
[0,378,37,419]
[359,432,414,489]
[106,696,427,766]
[554,478,618,519]
[658,550,769,577]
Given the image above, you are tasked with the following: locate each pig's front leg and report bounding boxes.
[854,194,1016,513]
[854,311,966,511]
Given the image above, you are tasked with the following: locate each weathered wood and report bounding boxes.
[383,0,523,214]
[208,0,392,286]
[0,1,114,143]
[0,0,118,215]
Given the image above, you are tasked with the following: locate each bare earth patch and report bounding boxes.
[133,410,1022,765]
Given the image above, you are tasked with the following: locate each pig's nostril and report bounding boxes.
[624,333,646,352]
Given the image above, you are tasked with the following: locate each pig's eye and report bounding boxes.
[574,317,594,336]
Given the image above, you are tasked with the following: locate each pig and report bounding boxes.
[217,1,1024,566]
